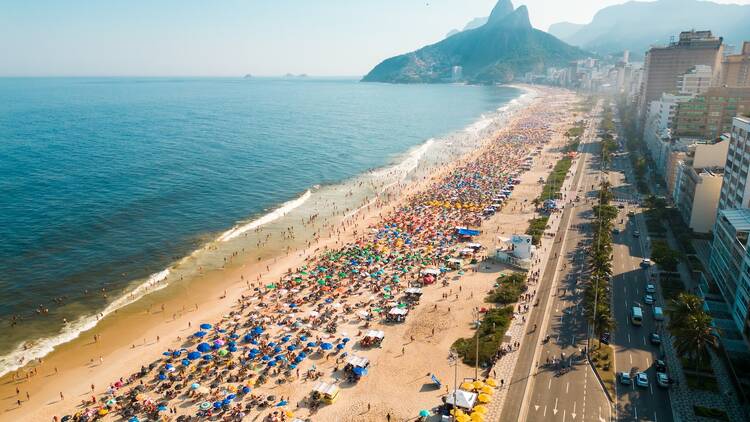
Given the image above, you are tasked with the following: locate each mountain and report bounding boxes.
[548,22,585,41]
[446,17,489,39]
[550,0,750,57]
[362,0,588,84]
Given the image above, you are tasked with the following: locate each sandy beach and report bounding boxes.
[0,86,581,422]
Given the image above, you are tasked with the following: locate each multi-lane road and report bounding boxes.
[501,102,676,422]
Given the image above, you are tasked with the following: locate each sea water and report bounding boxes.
[0,77,523,375]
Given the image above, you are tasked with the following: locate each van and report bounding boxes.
[631,306,643,326]
[654,306,664,321]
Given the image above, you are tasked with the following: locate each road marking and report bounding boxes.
[563,409,567,422]
[634,406,638,420]
[647,357,651,367]
[553,398,559,415]
[650,383,654,395]
[628,333,631,343]
[548,378,552,390]
[544,405,547,417]
[566,382,569,394]
[655,412,658,422]
[629,353,633,364]
[643,336,646,345]
[572,401,577,419]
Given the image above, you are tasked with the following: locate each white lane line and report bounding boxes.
[650,383,654,395]
[634,406,638,420]
[544,405,547,417]
[643,336,646,345]
[628,332,631,343]
[563,409,567,422]
[629,353,633,365]
[566,382,569,394]
[549,378,552,390]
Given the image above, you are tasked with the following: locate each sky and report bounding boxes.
[2,0,750,77]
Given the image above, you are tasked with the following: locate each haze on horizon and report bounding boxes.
[2,0,750,77]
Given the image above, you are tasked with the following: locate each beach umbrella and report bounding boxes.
[267,360,277,367]
[213,401,223,409]
[419,410,431,417]
[228,345,237,353]
[281,335,291,342]
[197,343,211,353]
[306,342,318,348]
[300,335,308,341]
[187,351,201,360]
[273,346,282,354]
[243,334,253,342]
[218,349,229,356]
[202,354,213,361]
[261,355,272,361]
[252,326,264,335]
[320,342,333,350]
[242,386,251,394]
[485,378,498,387]
[165,363,175,372]
[128,417,140,422]
[287,345,297,351]
[199,402,211,410]
[268,342,277,347]
[480,386,493,394]
[158,373,166,381]
[181,359,191,366]
[473,380,486,390]
[98,409,109,416]
[460,382,475,391]
[158,405,168,412]
[336,343,345,350]
[200,323,212,330]
[342,337,351,343]
[214,339,225,347]
[477,393,491,403]
[226,394,237,400]
[472,405,488,414]
[277,400,288,407]
[106,398,117,406]
[353,367,367,376]
[470,412,485,421]
[191,383,200,390]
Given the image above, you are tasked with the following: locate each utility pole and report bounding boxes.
[474,309,482,381]
[448,349,459,422]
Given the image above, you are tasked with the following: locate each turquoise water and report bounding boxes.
[0,77,521,371]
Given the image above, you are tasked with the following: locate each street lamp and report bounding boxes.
[448,349,459,422]
[473,308,482,381]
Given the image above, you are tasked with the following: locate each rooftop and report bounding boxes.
[719,208,750,232]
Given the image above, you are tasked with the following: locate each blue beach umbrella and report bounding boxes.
[252,326,263,335]
[320,342,333,350]
[193,331,207,338]
[273,346,282,353]
[268,342,276,347]
[267,360,277,367]
[200,323,212,330]
[336,343,345,350]
[300,335,308,341]
[213,401,222,409]
[242,386,251,394]
[287,345,297,351]
[342,338,351,343]
[306,342,317,348]
[202,354,213,361]
[181,359,191,366]
[243,334,253,342]
[197,343,211,353]
[187,351,201,360]
[228,345,238,352]
[172,350,182,357]
[261,355,271,362]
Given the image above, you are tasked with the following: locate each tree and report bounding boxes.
[651,240,681,272]
[668,293,718,369]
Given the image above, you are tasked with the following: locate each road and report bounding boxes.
[607,117,674,422]
[502,105,612,422]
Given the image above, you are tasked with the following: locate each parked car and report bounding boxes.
[619,372,632,385]
[645,283,656,293]
[657,372,670,388]
[618,204,625,209]
[636,372,649,388]
[640,258,652,268]
[599,332,611,345]
[644,294,655,305]
[655,359,667,372]
[650,332,661,345]
[633,230,641,238]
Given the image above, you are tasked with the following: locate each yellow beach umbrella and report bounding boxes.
[485,378,498,387]
[473,405,488,414]
[471,412,485,421]
[456,415,471,422]
[460,382,476,391]
[450,408,466,417]
[480,386,494,394]
[472,380,486,390]
[478,393,492,403]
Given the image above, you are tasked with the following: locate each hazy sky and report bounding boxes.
[2,0,750,77]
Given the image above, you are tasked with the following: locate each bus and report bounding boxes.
[631,306,643,326]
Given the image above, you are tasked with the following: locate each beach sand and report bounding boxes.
[0,86,582,422]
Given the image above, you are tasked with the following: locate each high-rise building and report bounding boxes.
[637,30,724,120]
[718,116,750,210]
[673,87,750,140]
[673,139,728,233]
[721,42,750,88]
[643,93,693,172]
[677,65,714,95]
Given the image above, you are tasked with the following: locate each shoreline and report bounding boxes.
[0,85,582,422]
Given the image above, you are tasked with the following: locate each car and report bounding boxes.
[657,372,670,388]
[644,294,655,305]
[645,283,656,293]
[613,228,620,235]
[618,204,625,209]
[655,359,667,372]
[633,230,641,237]
[619,372,632,385]
[636,372,649,388]
[600,332,611,345]
[640,258,652,268]
[628,211,635,217]
[650,332,661,345]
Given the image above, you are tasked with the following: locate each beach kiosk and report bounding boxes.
[386,307,408,323]
[311,381,340,405]
[344,355,370,382]
[447,258,463,270]
[360,330,384,347]
[404,287,423,302]
[444,389,478,411]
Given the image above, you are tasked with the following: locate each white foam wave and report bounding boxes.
[218,190,312,242]
[0,269,170,378]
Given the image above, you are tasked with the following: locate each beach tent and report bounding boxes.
[361,330,384,347]
[311,382,340,404]
[466,243,482,250]
[458,248,475,256]
[345,355,369,368]
[420,268,441,276]
[448,258,463,269]
[456,228,480,237]
[445,389,478,410]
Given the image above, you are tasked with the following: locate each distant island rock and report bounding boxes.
[243,74,253,79]
[362,0,588,84]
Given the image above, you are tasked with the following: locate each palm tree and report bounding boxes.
[668,293,718,369]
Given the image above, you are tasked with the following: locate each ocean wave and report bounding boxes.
[0,269,170,378]
[217,190,313,242]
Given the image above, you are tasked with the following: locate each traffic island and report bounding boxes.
[589,342,616,400]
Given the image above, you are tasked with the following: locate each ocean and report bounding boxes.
[0,77,524,375]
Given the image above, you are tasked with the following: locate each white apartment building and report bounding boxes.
[677,65,714,95]
[718,116,750,210]
[643,93,694,174]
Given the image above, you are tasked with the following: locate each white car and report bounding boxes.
[636,372,649,388]
[619,372,632,385]
[644,294,655,305]
[645,284,656,293]
[640,258,652,268]
[657,372,669,388]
